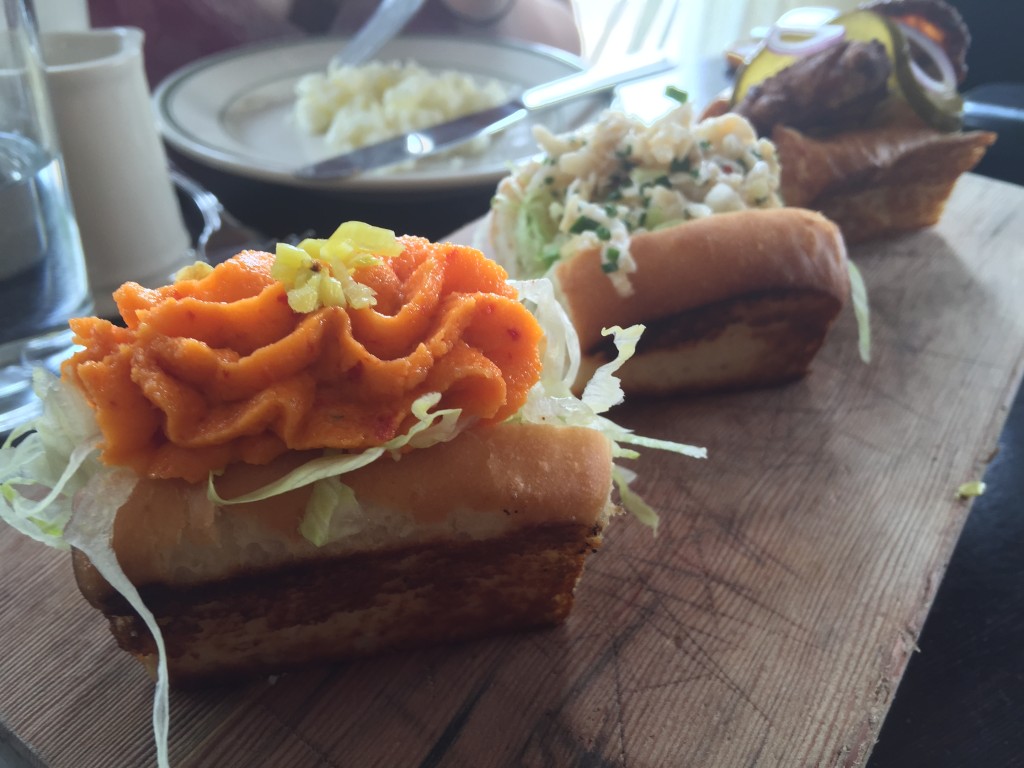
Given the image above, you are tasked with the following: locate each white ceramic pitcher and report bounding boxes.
[42,27,192,318]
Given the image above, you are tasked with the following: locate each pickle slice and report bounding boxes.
[834,9,901,85]
[732,9,900,104]
[731,45,800,105]
[842,8,963,131]
[731,8,962,132]
[890,28,964,131]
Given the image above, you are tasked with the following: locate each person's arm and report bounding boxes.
[441,0,581,53]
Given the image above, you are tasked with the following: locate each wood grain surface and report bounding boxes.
[1,174,1022,768]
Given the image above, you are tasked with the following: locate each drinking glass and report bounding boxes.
[0,0,93,433]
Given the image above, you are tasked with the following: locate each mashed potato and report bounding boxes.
[294,60,508,159]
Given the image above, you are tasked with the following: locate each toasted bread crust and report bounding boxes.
[74,520,605,685]
[71,422,612,594]
[774,123,996,243]
[71,422,617,682]
[577,288,845,395]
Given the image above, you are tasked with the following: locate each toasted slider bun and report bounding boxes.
[72,421,616,684]
[701,96,996,244]
[499,207,849,395]
[773,121,997,244]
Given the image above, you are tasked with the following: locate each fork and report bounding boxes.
[329,0,428,70]
[583,0,681,63]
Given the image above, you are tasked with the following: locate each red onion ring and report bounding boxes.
[766,23,844,57]
[898,22,957,98]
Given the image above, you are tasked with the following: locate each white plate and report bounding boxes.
[154,35,610,194]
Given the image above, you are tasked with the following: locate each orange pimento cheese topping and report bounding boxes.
[63,236,543,483]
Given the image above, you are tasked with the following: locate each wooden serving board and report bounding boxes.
[2,174,1023,768]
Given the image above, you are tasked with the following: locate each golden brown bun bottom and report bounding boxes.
[774,123,996,244]
[71,422,615,684]
[553,208,850,395]
[576,288,844,396]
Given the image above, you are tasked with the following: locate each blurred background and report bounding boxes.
[25,0,1021,239]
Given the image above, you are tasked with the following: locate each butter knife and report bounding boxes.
[295,50,676,180]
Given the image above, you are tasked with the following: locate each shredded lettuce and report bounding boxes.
[613,466,660,533]
[211,392,464,508]
[509,279,707,532]
[0,370,103,548]
[514,186,560,278]
[848,260,871,364]
[64,468,170,768]
[0,372,168,766]
[298,477,360,547]
[512,277,581,393]
[580,325,642,413]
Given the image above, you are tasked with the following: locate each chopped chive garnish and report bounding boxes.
[670,156,692,173]
[601,247,621,273]
[569,215,600,234]
[665,85,689,104]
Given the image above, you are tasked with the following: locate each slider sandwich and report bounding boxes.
[0,223,701,767]
[721,0,996,243]
[484,96,866,397]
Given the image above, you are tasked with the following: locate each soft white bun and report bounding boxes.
[76,421,615,593]
[71,421,618,682]
[483,206,851,395]
[552,208,849,352]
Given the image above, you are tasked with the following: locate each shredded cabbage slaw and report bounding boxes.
[491,100,783,296]
[489,98,872,363]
